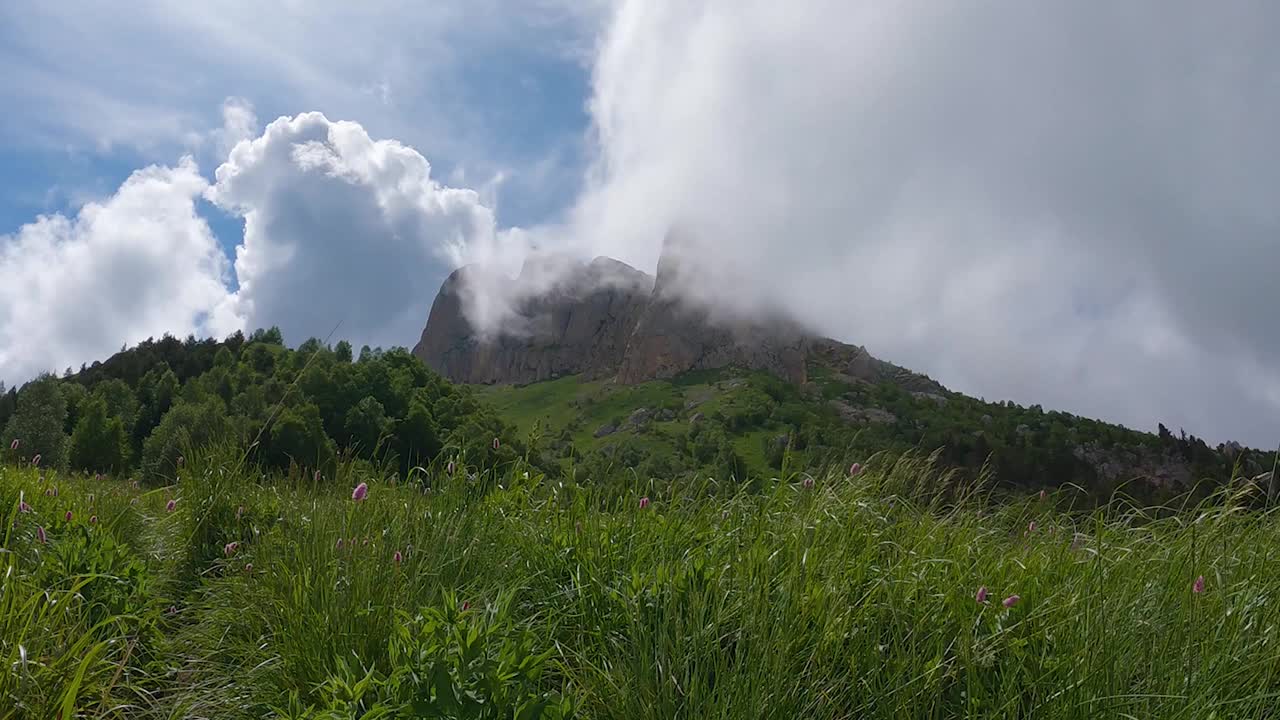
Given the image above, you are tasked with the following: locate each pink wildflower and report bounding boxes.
[639,496,650,510]
[1002,594,1020,608]
[244,563,253,572]
[9,439,18,450]
[31,454,40,467]
[36,526,46,544]
[493,437,500,451]
[447,460,455,475]
[94,473,101,482]
[849,462,863,476]
[167,606,178,616]
[1028,521,1037,534]
[1193,575,1205,594]
[224,541,239,556]
[801,476,815,489]
[64,510,72,522]
[462,601,471,612]
[976,586,988,604]
[393,550,403,564]
[18,501,30,513]
[351,482,368,502]
[89,515,97,525]
[336,537,344,549]
[166,499,177,512]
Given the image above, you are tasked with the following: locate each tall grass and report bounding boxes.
[4,447,1280,717]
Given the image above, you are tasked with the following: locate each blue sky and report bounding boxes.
[1,1,1278,447]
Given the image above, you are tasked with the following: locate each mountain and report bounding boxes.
[413,241,942,394]
[412,245,1275,500]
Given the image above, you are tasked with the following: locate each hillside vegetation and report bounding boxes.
[4,445,1280,718]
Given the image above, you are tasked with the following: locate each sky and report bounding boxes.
[1,1,1277,448]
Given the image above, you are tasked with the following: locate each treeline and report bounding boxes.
[0,329,528,483]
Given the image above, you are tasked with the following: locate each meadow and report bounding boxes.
[3,444,1279,719]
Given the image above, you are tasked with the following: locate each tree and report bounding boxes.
[1,374,69,468]
[398,397,442,470]
[267,403,335,472]
[141,398,234,481]
[93,379,139,432]
[345,396,393,455]
[69,396,129,473]
[335,340,354,363]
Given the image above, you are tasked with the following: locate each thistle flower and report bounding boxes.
[36,526,47,544]
[31,454,40,466]
[639,496,650,510]
[352,482,368,502]
[801,476,815,489]
[64,510,72,522]
[9,438,18,450]
[166,499,177,512]
[89,515,98,525]
[393,550,403,564]
[1003,594,1020,608]
[1193,575,1205,594]
[849,462,863,476]
[976,586,988,604]
[224,541,239,556]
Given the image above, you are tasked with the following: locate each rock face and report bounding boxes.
[413,244,942,392]
[412,257,652,385]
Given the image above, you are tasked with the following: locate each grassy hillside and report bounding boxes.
[481,362,1275,503]
[5,445,1280,717]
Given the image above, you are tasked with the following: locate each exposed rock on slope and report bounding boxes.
[412,244,942,392]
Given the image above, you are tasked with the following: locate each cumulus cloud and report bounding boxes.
[209,111,504,349]
[540,0,1280,446]
[0,112,507,385]
[0,158,231,381]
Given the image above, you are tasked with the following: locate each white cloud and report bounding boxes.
[208,111,504,349]
[0,158,231,381]
[544,0,1280,446]
[0,111,509,386]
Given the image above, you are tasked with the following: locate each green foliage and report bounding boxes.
[2,373,69,468]
[141,397,235,481]
[68,395,130,473]
[269,402,337,472]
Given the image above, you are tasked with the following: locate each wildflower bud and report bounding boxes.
[447,460,456,475]
[639,496,650,510]
[31,454,41,467]
[336,538,344,549]
[224,541,239,556]
[314,469,321,484]
[244,563,253,572]
[1039,489,1047,500]
[976,586,988,604]
[351,482,368,502]
[18,501,30,513]
[393,550,403,564]
[177,455,184,467]
[1027,521,1037,534]
[462,601,471,612]
[1193,575,1206,594]
[801,476,815,489]
[849,462,862,476]
[36,526,47,544]
[1002,594,1020,608]
[166,499,177,512]
[64,510,72,522]
[89,515,97,525]
[8,439,17,450]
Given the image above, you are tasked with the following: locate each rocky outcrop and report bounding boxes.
[413,243,943,393]
[412,257,651,385]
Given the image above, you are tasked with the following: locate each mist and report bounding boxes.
[456,0,1280,447]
